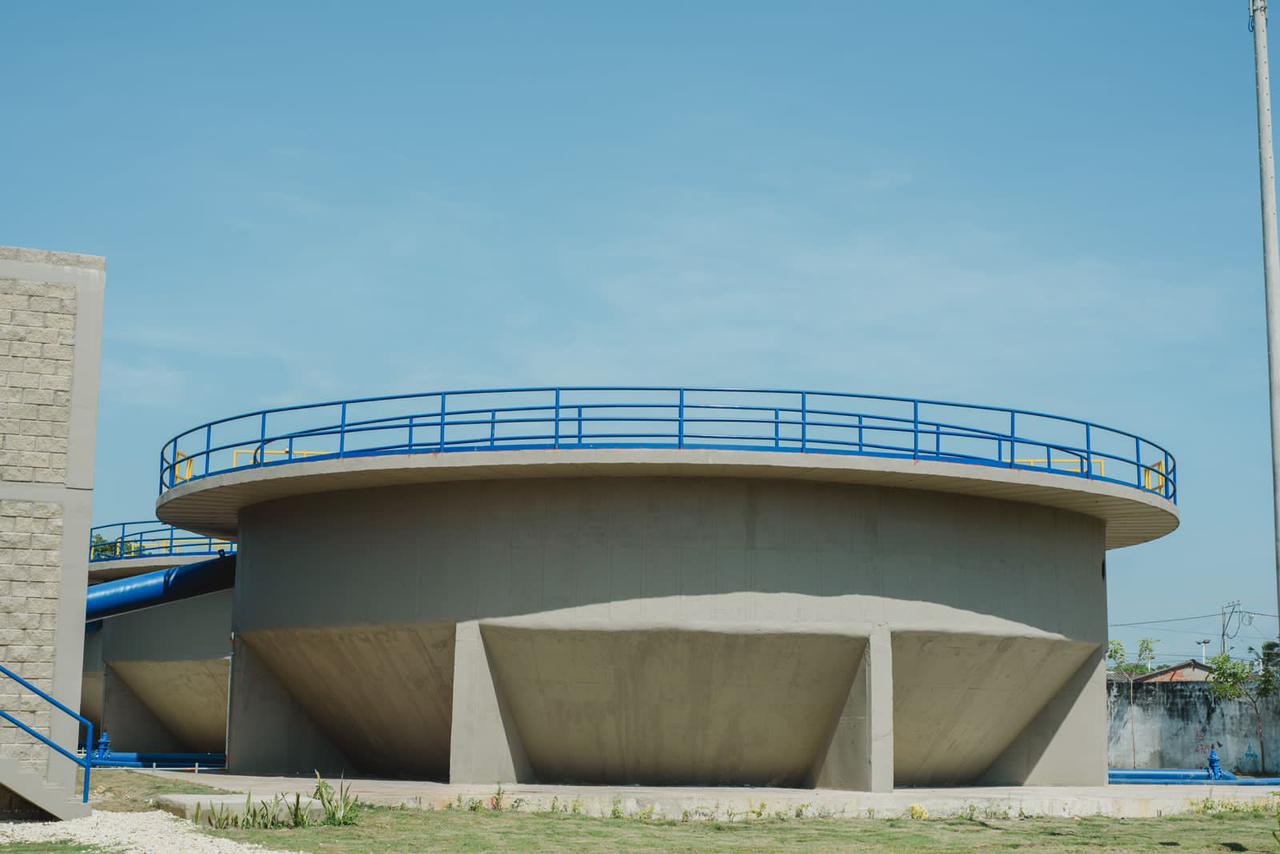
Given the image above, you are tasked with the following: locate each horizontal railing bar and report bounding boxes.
[160,386,1175,460]
[156,387,1176,502]
[0,664,90,728]
[0,710,84,767]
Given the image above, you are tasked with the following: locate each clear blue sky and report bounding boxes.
[1,2,1273,660]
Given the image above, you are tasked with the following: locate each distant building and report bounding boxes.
[1133,660,1213,683]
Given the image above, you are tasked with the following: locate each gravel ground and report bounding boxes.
[0,809,293,853]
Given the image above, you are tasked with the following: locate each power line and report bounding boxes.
[1108,613,1219,628]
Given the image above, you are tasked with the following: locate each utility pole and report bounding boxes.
[1198,638,1212,663]
[1250,0,1280,631]
[1218,599,1239,660]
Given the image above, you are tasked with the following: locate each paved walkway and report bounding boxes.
[146,770,1280,820]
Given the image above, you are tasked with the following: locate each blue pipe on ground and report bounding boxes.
[84,554,236,622]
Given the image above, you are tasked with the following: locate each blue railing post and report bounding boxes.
[338,403,347,457]
[858,414,864,453]
[912,401,920,460]
[554,389,562,449]
[1085,424,1093,479]
[773,409,780,449]
[438,394,447,452]
[489,410,496,448]
[678,389,685,448]
[203,425,212,477]
[407,415,415,451]
[1008,412,1016,467]
[1135,436,1143,490]
[257,412,267,466]
[577,405,583,445]
[800,393,807,452]
[83,721,93,803]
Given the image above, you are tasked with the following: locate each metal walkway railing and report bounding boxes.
[89,521,236,563]
[158,386,1177,503]
[0,662,91,804]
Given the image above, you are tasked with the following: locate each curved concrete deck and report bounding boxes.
[156,447,1178,550]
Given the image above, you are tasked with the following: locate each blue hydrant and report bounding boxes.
[1208,747,1222,780]
[94,731,111,761]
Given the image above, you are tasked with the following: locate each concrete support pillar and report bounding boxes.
[866,625,894,792]
[807,625,893,792]
[225,636,351,776]
[449,621,532,784]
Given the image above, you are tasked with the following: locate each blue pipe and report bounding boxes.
[84,554,236,622]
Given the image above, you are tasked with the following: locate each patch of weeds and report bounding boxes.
[313,773,362,826]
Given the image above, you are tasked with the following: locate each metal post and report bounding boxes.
[1252,0,1280,634]
[678,389,685,448]
[438,394,446,452]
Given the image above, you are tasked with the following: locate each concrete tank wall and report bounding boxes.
[227,475,1107,789]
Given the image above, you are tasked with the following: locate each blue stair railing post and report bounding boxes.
[0,662,93,804]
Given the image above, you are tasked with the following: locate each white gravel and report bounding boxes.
[0,809,294,853]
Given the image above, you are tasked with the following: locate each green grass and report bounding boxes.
[67,771,1280,852]
[84,768,231,812]
[0,845,103,853]
[207,804,1280,852]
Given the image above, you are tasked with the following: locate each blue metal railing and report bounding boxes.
[89,521,236,564]
[0,663,92,804]
[157,386,1177,503]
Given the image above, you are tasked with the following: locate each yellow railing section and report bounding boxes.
[1014,457,1106,476]
[230,449,325,468]
[1143,459,1168,493]
[1014,456,1169,494]
[174,449,324,483]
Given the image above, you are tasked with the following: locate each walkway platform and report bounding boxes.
[143,770,1280,820]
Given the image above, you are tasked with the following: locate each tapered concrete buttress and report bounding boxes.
[449,621,532,784]
[226,636,352,776]
[156,448,1173,789]
[809,623,894,792]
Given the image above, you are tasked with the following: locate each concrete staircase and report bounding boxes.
[0,754,90,820]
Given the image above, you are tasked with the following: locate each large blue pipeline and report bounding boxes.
[85,554,236,622]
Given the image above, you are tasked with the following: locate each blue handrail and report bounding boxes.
[157,386,1177,503]
[0,662,92,804]
[89,521,236,564]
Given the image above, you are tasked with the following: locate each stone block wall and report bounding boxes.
[0,248,103,789]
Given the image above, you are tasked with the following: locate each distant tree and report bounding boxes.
[1209,647,1278,775]
[1109,638,1159,768]
[89,533,117,560]
[1107,638,1157,676]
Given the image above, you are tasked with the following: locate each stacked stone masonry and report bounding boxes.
[0,279,75,484]
[0,247,103,802]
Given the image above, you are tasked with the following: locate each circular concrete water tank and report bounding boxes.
[155,388,1178,789]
